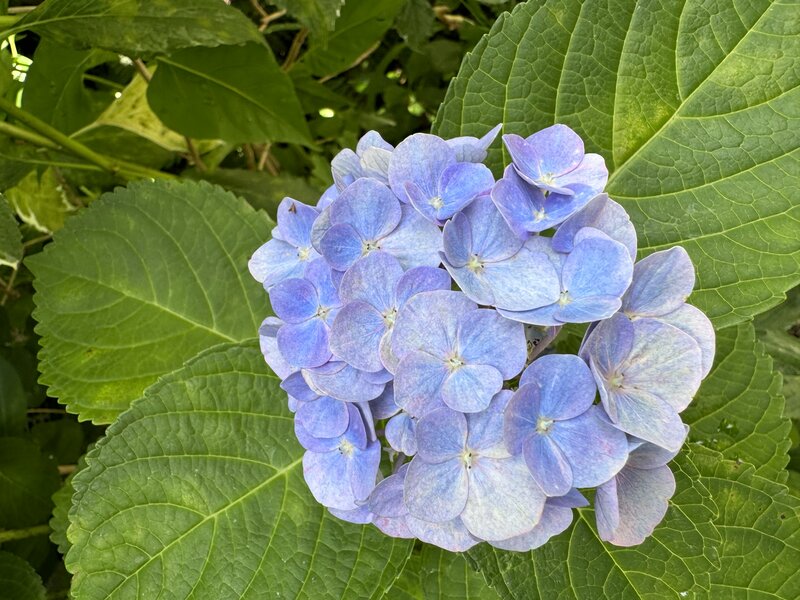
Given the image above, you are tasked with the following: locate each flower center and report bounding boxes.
[609,373,625,390]
[461,449,474,469]
[467,254,484,273]
[339,439,355,457]
[362,240,381,255]
[536,416,555,434]
[532,207,546,222]
[316,306,331,321]
[382,307,398,328]
[297,246,311,261]
[447,354,465,371]
[429,196,444,210]
[557,290,571,306]
[540,172,556,186]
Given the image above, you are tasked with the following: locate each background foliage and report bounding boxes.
[0,0,797,598]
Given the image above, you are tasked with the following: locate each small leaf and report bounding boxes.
[302,0,405,78]
[27,179,273,423]
[467,452,720,599]
[50,448,90,556]
[0,551,46,600]
[0,355,26,436]
[684,321,792,480]
[5,169,75,234]
[0,437,61,529]
[9,0,262,56]
[22,41,116,134]
[0,195,22,268]
[270,0,345,39]
[148,43,311,144]
[66,342,413,599]
[433,0,800,328]
[395,0,437,52]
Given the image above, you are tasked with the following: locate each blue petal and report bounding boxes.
[303,258,341,310]
[457,309,527,378]
[441,364,504,413]
[295,418,340,452]
[388,133,455,200]
[504,384,540,455]
[342,403,368,449]
[276,197,319,247]
[461,454,547,541]
[581,313,635,390]
[339,251,403,311]
[385,413,418,455]
[555,153,608,195]
[357,130,394,154]
[561,231,633,303]
[394,266,452,307]
[317,185,338,209]
[303,361,386,402]
[462,196,523,261]
[552,194,637,260]
[348,440,381,501]
[442,260,496,306]
[258,317,293,379]
[522,433,573,496]
[369,465,409,518]
[490,503,574,551]
[465,392,510,457]
[446,123,502,163]
[551,406,628,488]
[269,277,318,323]
[627,438,681,470]
[329,301,386,372]
[329,505,373,525]
[550,488,589,508]
[503,134,544,185]
[557,295,623,323]
[526,124,584,177]
[415,406,467,463]
[280,371,319,402]
[379,204,443,270]
[442,211,473,267]
[622,247,695,318]
[331,178,402,241]
[296,396,350,439]
[659,304,715,376]
[249,239,306,288]
[277,318,331,368]
[310,204,332,252]
[369,382,400,419]
[404,456,468,522]
[394,351,449,417]
[596,464,675,546]
[520,354,596,419]
[331,148,361,190]
[437,162,494,219]
[603,388,688,452]
[406,515,479,552]
[320,223,364,271]
[392,290,476,361]
[303,449,356,510]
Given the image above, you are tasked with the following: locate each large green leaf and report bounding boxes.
[0,437,61,529]
[66,342,413,599]
[433,0,800,328]
[0,194,21,268]
[0,551,45,600]
[148,43,311,145]
[5,0,262,56]
[302,0,405,78]
[22,41,116,134]
[0,356,26,436]
[466,452,720,599]
[693,449,800,598]
[684,322,791,480]
[27,179,273,423]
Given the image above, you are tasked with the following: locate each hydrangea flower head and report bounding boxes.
[248,123,715,552]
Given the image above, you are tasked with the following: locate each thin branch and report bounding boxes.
[27,408,67,415]
[281,28,309,72]
[58,465,77,476]
[23,233,52,248]
[0,266,18,306]
[257,143,279,175]
[243,144,257,171]
[0,120,60,150]
[0,524,50,544]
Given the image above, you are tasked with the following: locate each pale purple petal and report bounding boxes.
[303,258,341,310]
[386,413,418,455]
[490,503,574,551]
[622,247,695,318]
[379,204,443,270]
[561,233,633,304]
[504,384,539,455]
[269,278,318,323]
[394,266,451,306]
[338,251,403,311]
[277,319,331,368]
[523,434,573,496]
[276,198,319,247]
[317,185,338,209]
[558,296,623,323]
[369,466,409,518]
[407,516,480,552]
[394,351,449,417]
[457,309,527,378]
[446,123,501,163]
[303,361,386,402]
[294,418,340,452]
[415,407,467,463]
[465,392,510,457]
[329,505,373,524]
[259,317,293,379]
[441,364,504,413]
[626,439,681,470]
[357,130,394,154]
[463,196,523,262]
[319,223,364,271]
[249,239,306,287]
[552,194,637,260]
[329,301,386,372]
[659,304,715,377]
[605,389,688,452]
[331,148,361,190]
[296,396,349,439]
[389,133,455,200]
[310,204,332,252]
[503,134,544,185]
[369,382,400,419]
[556,153,608,194]
[442,211,473,268]
[331,178,403,241]
[392,290,476,360]
[280,371,319,402]
[404,457,468,522]
[526,124,585,176]
[437,162,494,218]
[349,441,381,501]
[519,354,596,419]
[461,454,547,541]
[303,449,356,510]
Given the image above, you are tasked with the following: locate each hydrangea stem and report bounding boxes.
[0,524,50,543]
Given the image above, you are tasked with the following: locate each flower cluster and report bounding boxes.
[249,124,714,551]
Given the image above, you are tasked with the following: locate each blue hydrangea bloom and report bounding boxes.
[498,229,633,326]
[258,317,292,380]
[303,360,389,403]
[249,198,321,288]
[331,130,394,190]
[505,354,628,496]
[503,124,607,199]
[595,438,679,546]
[404,393,547,541]
[318,178,442,271]
[551,193,637,260]
[581,314,701,451]
[329,252,451,373]
[445,123,502,163]
[391,290,527,415]
[388,133,495,224]
[441,196,561,311]
[385,412,417,456]
[269,259,341,368]
[302,404,381,511]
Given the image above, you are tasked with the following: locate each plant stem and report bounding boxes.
[0,120,60,150]
[82,73,126,91]
[0,524,50,543]
[0,96,174,180]
[7,6,37,14]
[282,28,309,72]
[0,266,18,306]
[0,16,20,30]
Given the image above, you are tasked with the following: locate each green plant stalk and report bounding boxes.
[0,120,61,150]
[0,16,20,30]
[0,524,50,543]
[0,97,176,180]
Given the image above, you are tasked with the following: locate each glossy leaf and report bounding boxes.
[148,43,311,144]
[27,179,273,423]
[0,551,46,600]
[66,342,413,599]
[433,0,800,328]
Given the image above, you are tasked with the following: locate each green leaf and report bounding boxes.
[50,448,90,556]
[467,451,720,599]
[302,0,405,78]
[66,342,413,599]
[270,0,345,39]
[148,43,311,145]
[693,449,800,598]
[27,179,273,423]
[7,0,262,56]
[433,0,800,328]
[5,169,75,234]
[0,551,45,600]
[0,437,61,529]
[684,322,791,480]
[0,194,21,268]
[0,356,26,437]
[22,41,116,134]
[395,0,437,53]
